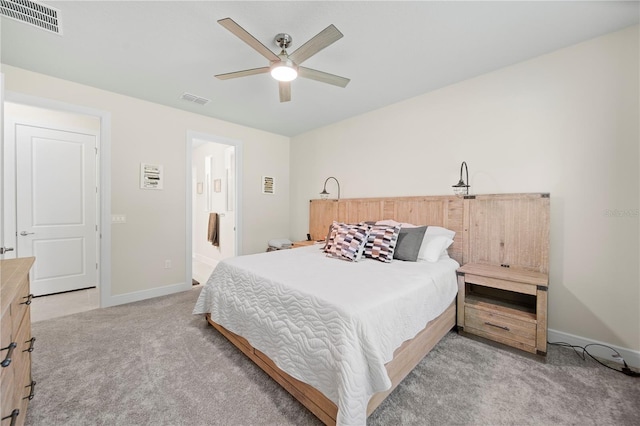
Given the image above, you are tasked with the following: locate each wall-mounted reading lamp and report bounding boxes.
[320,176,341,200]
[452,161,470,197]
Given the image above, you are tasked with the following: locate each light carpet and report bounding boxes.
[26,288,639,425]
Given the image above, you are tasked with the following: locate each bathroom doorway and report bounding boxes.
[187,131,242,286]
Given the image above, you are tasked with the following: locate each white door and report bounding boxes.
[16,124,97,296]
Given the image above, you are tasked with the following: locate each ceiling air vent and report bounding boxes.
[0,0,62,34]
[180,92,211,106]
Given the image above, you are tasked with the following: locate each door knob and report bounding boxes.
[19,231,35,236]
[0,247,14,254]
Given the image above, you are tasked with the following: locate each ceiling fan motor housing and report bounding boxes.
[274,33,293,50]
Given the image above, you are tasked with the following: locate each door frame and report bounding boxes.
[4,91,112,307]
[186,130,243,286]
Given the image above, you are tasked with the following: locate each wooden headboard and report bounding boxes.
[309,193,550,272]
[309,196,464,264]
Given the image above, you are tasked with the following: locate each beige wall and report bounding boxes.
[290,26,639,353]
[3,64,290,299]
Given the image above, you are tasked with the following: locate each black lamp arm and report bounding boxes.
[322,176,341,200]
[460,161,469,187]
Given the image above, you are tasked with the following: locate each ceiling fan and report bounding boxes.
[214,18,350,102]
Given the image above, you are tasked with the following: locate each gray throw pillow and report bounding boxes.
[393,226,427,261]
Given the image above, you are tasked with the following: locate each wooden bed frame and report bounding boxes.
[205,195,465,425]
[205,303,454,424]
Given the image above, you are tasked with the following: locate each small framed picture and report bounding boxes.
[262,176,274,194]
[140,163,163,190]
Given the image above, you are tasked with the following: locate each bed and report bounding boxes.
[193,196,465,425]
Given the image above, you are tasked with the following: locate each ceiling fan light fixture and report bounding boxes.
[270,59,298,82]
[216,19,348,101]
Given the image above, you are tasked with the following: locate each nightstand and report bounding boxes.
[291,240,317,248]
[456,263,549,358]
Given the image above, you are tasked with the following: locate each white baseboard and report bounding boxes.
[101,281,191,308]
[548,328,640,369]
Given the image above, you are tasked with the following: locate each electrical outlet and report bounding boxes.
[611,355,625,364]
[164,260,172,269]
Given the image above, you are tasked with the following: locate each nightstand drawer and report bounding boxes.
[464,305,536,352]
[291,240,317,248]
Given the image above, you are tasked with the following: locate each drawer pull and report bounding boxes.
[484,321,510,331]
[24,380,37,401]
[20,294,34,305]
[24,337,36,353]
[1,342,17,367]
[1,409,19,426]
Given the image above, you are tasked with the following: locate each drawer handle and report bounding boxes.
[24,380,36,401]
[484,321,510,331]
[20,294,34,305]
[1,342,17,367]
[1,409,19,426]
[24,337,36,353]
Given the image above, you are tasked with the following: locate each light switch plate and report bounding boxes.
[112,214,126,223]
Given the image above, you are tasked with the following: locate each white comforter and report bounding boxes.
[193,245,458,426]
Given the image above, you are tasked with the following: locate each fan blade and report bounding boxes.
[289,24,343,65]
[279,81,291,102]
[218,18,280,62]
[298,67,350,88]
[215,67,269,80]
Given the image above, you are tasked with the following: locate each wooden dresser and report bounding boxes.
[456,193,550,358]
[1,257,36,426]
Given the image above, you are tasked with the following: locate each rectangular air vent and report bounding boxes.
[0,0,61,34]
[180,92,211,106]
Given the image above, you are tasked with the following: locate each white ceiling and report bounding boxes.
[2,1,638,137]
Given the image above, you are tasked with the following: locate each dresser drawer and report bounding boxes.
[1,309,16,421]
[1,308,11,349]
[10,276,31,333]
[16,357,32,403]
[0,367,16,420]
[14,310,32,383]
[464,304,536,352]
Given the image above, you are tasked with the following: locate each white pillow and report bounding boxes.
[420,236,454,262]
[417,226,456,261]
[375,219,419,228]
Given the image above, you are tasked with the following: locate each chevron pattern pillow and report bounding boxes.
[364,224,402,262]
[326,222,371,262]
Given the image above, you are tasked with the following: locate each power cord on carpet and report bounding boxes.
[548,341,640,377]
